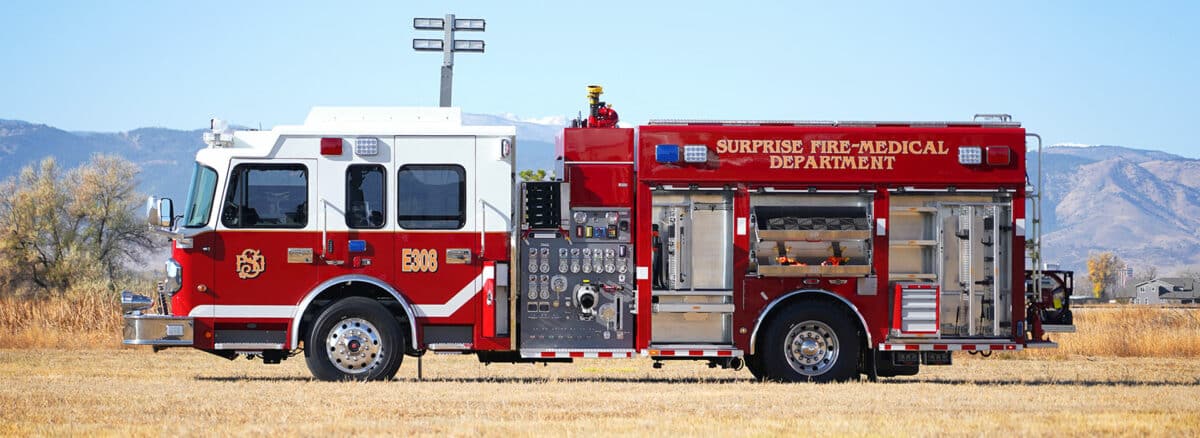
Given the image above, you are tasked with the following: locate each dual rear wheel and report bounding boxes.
[750,301,861,383]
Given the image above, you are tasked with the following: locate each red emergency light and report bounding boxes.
[986,146,1011,166]
[320,138,343,156]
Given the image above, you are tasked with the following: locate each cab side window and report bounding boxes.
[346,164,386,229]
[397,164,465,229]
[221,164,308,228]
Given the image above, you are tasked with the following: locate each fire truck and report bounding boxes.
[122,86,1074,382]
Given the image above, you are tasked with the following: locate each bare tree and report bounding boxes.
[0,155,152,296]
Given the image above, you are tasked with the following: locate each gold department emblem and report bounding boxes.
[236,249,266,279]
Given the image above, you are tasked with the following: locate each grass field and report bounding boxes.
[1,350,1198,436]
[3,302,1200,435]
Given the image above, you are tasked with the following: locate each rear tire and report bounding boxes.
[305,297,405,381]
[761,301,860,383]
[745,354,766,380]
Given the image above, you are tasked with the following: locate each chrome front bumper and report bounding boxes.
[122,291,193,347]
[123,314,194,346]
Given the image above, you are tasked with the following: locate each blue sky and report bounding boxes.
[1,1,1197,156]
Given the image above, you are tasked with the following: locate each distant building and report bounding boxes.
[1132,278,1198,305]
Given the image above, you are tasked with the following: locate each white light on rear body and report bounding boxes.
[958,146,982,165]
[683,145,708,163]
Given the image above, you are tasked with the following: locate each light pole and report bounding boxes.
[413,14,486,107]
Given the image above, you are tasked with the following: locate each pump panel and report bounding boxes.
[519,208,635,349]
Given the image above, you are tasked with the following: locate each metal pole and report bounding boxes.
[440,13,455,107]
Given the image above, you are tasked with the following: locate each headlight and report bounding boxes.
[164,259,182,294]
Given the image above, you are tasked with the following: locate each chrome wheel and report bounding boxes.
[784,320,840,376]
[325,318,383,374]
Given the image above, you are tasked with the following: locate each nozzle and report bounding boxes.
[587,85,604,104]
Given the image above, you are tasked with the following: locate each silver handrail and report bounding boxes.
[1026,133,1044,320]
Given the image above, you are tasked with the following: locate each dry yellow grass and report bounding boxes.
[3,300,1200,435]
[3,296,1198,359]
[0,349,1197,436]
[1024,306,1200,359]
[0,293,122,349]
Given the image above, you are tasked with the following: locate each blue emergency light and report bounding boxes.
[655,144,680,163]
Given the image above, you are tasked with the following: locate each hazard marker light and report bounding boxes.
[655,144,680,163]
[320,138,343,156]
[986,146,1011,166]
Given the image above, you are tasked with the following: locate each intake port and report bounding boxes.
[576,284,599,317]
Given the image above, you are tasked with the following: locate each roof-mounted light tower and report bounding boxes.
[413,14,486,107]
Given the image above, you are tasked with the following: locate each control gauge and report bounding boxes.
[550,275,568,293]
[573,211,588,224]
[597,303,617,325]
[605,212,620,224]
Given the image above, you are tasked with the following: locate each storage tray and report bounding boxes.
[757,265,872,277]
[756,229,872,242]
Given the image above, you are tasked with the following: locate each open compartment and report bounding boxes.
[750,195,873,278]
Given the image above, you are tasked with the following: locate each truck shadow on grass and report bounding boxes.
[192,375,1200,386]
[881,378,1200,387]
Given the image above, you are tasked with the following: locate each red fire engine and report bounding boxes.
[123,86,1074,382]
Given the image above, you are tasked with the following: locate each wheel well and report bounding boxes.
[297,281,416,356]
[750,291,870,357]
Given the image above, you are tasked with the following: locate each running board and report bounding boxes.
[520,349,637,359]
[1042,324,1076,333]
[213,342,284,351]
[426,343,473,351]
[648,345,744,358]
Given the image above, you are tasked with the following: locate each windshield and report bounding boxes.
[183,164,218,227]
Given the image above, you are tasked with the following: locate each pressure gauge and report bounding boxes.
[573,211,588,224]
[605,212,620,224]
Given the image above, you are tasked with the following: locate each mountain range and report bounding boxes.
[2,116,1197,275]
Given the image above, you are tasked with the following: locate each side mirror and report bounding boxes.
[147,197,175,228]
[158,198,175,228]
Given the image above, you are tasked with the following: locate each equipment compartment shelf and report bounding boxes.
[756,229,872,242]
[891,273,938,280]
[758,265,872,277]
[889,239,938,247]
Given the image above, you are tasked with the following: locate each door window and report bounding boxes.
[397,164,465,229]
[346,164,386,229]
[221,164,308,228]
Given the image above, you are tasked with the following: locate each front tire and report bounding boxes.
[761,301,860,383]
[305,297,405,381]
